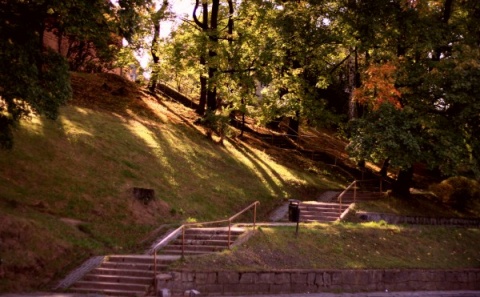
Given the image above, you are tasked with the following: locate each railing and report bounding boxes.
[337,178,390,216]
[337,180,357,215]
[151,201,260,289]
[356,178,392,193]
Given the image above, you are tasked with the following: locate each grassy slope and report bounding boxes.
[177,223,480,271]
[2,72,478,293]
[0,73,344,292]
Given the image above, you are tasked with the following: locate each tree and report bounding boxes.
[148,0,170,92]
[192,0,222,115]
[0,0,72,149]
[0,0,154,148]
[346,0,480,195]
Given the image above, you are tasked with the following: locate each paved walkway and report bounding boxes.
[236,292,480,297]
[1,291,479,297]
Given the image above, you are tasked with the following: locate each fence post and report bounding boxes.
[253,203,257,230]
[153,251,157,290]
[182,226,185,258]
[228,221,232,249]
[339,194,342,216]
[354,181,357,203]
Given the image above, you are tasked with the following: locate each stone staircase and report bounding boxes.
[160,227,245,256]
[292,190,385,223]
[299,201,349,222]
[69,254,179,296]
[66,227,247,296]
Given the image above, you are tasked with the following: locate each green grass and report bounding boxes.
[177,222,480,270]
[354,192,480,218]
[1,72,478,293]
[0,73,345,292]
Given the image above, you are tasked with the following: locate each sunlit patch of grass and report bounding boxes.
[19,113,45,135]
[2,96,345,290]
[0,72,354,291]
[355,192,479,218]
[178,223,480,271]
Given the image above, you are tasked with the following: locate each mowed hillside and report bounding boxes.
[0,72,346,292]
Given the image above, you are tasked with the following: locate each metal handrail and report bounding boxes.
[152,201,260,289]
[337,180,357,215]
[337,177,389,216]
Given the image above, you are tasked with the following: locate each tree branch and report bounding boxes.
[329,53,351,74]
[192,0,204,28]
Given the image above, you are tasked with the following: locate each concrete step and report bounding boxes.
[182,233,239,239]
[300,203,349,209]
[185,228,245,236]
[300,202,345,207]
[82,274,153,285]
[301,213,339,219]
[163,244,227,253]
[91,267,155,278]
[72,287,146,297]
[159,249,218,255]
[173,239,232,246]
[159,227,245,256]
[72,280,148,292]
[101,262,164,271]
[106,254,180,264]
[291,201,349,223]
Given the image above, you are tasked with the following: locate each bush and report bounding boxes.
[430,176,480,210]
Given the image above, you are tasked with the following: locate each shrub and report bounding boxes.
[430,176,480,210]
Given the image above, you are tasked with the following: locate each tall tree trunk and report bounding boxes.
[197,55,207,115]
[347,48,358,119]
[287,112,300,138]
[196,2,208,115]
[227,0,234,46]
[392,166,414,197]
[380,158,390,178]
[148,21,160,92]
[148,0,168,93]
[206,0,220,113]
[193,1,209,115]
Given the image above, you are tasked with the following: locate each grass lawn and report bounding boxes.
[176,222,480,270]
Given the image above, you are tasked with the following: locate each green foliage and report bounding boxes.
[0,1,72,147]
[200,110,234,142]
[0,0,156,148]
[161,0,345,129]
[430,177,480,211]
[346,103,422,169]
[46,0,127,71]
[345,0,480,178]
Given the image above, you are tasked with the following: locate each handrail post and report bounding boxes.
[182,226,185,258]
[339,194,342,216]
[253,203,257,230]
[354,180,357,203]
[153,251,157,291]
[228,221,232,249]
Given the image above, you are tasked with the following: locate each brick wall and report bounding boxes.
[43,30,69,55]
[157,269,480,295]
[42,30,122,76]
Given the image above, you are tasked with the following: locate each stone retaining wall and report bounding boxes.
[157,269,480,296]
[356,212,480,227]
